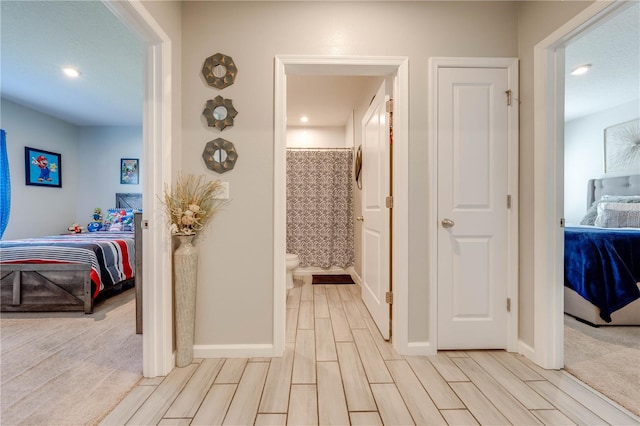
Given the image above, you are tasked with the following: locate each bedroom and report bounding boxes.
[562,1,639,414]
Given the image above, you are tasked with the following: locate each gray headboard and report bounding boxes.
[587,174,640,208]
[116,193,143,210]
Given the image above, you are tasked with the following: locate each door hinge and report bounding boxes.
[560,218,565,228]
[386,196,393,209]
[386,291,393,304]
[386,99,394,113]
[507,298,511,312]
[506,90,512,106]
[507,195,512,209]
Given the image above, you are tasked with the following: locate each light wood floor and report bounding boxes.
[102,277,640,425]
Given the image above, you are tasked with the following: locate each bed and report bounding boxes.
[0,194,142,322]
[564,174,640,326]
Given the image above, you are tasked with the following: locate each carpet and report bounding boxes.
[0,288,142,425]
[312,274,355,285]
[564,314,640,416]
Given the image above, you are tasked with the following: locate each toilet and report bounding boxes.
[286,253,300,290]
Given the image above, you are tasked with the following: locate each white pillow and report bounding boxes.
[595,202,640,228]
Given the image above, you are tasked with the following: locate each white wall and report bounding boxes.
[286,126,346,148]
[180,0,519,348]
[1,99,79,239]
[564,100,639,224]
[0,99,143,239]
[76,126,142,224]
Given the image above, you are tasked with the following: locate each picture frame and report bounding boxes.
[25,146,61,188]
[604,118,640,174]
[120,158,139,184]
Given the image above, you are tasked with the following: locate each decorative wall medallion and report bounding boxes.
[203,96,238,131]
[202,53,237,89]
[202,138,238,174]
[604,118,640,174]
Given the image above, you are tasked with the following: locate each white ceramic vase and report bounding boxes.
[174,234,198,368]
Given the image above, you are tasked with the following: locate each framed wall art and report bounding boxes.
[121,158,139,184]
[604,118,640,174]
[25,146,61,188]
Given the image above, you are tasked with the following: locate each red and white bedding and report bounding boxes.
[0,232,135,298]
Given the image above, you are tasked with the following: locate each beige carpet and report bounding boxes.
[564,314,640,416]
[1,288,142,425]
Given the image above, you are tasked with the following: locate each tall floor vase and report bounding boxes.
[174,234,198,367]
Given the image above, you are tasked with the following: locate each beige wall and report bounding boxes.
[516,0,593,348]
[180,1,518,346]
[143,0,598,353]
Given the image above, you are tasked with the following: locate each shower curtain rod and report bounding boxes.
[286,147,353,151]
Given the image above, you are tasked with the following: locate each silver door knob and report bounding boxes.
[441,218,455,228]
[356,216,364,222]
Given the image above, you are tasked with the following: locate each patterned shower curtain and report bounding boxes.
[287,150,354,268]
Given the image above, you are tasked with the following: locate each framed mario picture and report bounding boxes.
[25,146,61,188]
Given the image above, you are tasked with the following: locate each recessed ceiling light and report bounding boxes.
[63,67,81,78]
[300,116,309,123]
[570,64,591,76]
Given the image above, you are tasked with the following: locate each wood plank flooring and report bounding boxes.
[102,277,640,425]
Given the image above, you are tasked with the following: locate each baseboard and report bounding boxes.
[405,341,435,356]
[193,344,275,358]
[518,339,535,361]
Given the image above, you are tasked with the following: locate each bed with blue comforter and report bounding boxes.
[565,226,640,323]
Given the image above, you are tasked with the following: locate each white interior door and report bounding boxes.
[361,82,391,340]
[437,67,509,349]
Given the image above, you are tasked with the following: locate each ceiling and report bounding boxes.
[1,2,638,128]
[564,2,639,122]
[1,1,143,126]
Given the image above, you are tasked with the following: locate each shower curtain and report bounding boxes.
[287,149,354,268]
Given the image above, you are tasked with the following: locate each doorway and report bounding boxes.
[105,1,174,377]
[274,56,409,356]
[532,1,634,369]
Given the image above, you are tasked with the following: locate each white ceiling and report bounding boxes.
[286,75,383,127]
[1,2,637,128]
[1,1,143,126]
[564,2,640,122]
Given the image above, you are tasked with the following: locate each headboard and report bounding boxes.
[116,193,142,210]
[587,175,640,208]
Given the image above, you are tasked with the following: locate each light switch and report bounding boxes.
[216,182,229,199]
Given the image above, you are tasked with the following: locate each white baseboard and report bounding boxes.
[193,344,275,358]
[518,339,535,361]
[404,341,435,356]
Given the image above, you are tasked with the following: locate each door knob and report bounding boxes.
[441,218,455,228]
[356,216,364,222]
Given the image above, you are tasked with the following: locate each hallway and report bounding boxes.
[102,277,639,425]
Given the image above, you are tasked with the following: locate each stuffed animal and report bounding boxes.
[88,207,103,232]
[68,223,84,233]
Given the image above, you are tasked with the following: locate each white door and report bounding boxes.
[361,82,391,340]
[437,67,509,349]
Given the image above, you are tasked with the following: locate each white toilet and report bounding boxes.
[286,253,300,290]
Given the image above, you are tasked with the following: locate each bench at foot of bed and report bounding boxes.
[0,263,93,314]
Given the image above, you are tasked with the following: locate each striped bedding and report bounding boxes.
[0,232,135,298]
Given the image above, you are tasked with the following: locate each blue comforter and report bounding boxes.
[564,226,640,322]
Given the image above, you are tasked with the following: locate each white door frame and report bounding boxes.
[104,0,175,377]
[274,56,410,356]
[428,57,520,354]
[533,1,632,369]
